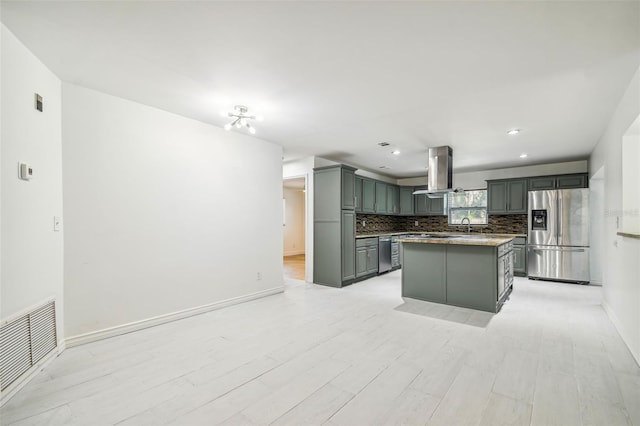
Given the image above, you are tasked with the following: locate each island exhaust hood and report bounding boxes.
[413,145,463,198]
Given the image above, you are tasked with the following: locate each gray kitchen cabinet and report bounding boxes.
[557,174,587,189]
[399,187,414,215]
[487,179,527,214]
[402,243,446,304]
[528,173,588,191]
[361,178,376,213]
[414,186,447,216]
[513,236,527,276]
[367,246,379,274]
[375,182,388,214]
[355,247,368,277]
[387,185,400,215]
[342,210,356,281]
[356,237,378,278]
[355,176,363,212]
[528,176,556,191]
[402,240,514,313]
[341,167,356,210]
[414,186,428,215]
[313,164,357,287]
[427,196,446,215]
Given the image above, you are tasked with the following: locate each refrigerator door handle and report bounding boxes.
[531,247,586,253]
[557,191,563,246]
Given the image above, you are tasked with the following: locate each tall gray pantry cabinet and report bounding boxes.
[314,165,357,287]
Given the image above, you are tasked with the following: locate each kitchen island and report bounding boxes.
[397,234,514,313]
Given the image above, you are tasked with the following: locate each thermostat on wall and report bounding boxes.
[19,163,34,180]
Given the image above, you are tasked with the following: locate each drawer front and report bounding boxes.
[356,237,378,248]
[513,236,526,245]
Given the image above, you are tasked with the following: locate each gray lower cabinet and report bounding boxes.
[402,243,446,303]
[402,242,510,313]
[513,236,527,276]
[313,165,357,287]
[342,211,356,281]
[356,238,378,278]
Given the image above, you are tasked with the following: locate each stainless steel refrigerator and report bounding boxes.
[527,188,590,283]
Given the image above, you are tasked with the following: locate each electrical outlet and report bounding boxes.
[362,220,366,227]
[415,221,419,226]
[53,216,61,232]
[257,272,262,281]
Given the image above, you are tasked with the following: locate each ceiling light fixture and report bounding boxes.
[392,150,400,155]
[520,153,528,158]
[378,142,391,147]
[223,105,262,135]
[507,129,521,135]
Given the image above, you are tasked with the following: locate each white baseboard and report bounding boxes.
[284,249,305,256]
[602,300,640,367]
[0,347,60,407]
[65,286,285,348]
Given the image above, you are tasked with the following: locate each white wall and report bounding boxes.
[1,25,64,342]
[398,160,588,189]
[283,188,305,256]
[622,121,640,233]
[590,65,640,365]
[62,83,283,338]
[589,168,605,285]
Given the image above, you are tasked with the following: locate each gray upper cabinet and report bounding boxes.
[361,178,376,213]
[414,186,428,215]
[557,174,587,189]
[399,187,414,215]
[528,176,556,191]
[341,168,356,210]
[355,176,363,212]
[387,185,400,215]
[528,173,588,190]
[413,186,446,216]
[487,179,527,215]
[427,196,446,215]
[375,182,388,214]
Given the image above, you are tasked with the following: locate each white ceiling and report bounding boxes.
[2,1,639,178]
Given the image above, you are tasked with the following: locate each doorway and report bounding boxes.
[283,177,306,280]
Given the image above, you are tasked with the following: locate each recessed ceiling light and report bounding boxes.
[507,129,521,135]
[392,150,400,155]
[378,142,391,147]
[520,153,528,158]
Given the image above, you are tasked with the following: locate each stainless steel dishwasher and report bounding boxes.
[378,236,392,273]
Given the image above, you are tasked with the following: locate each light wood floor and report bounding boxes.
[2,273,639,425]
[283,254,305,280]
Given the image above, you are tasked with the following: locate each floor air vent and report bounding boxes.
[1,301,57,392]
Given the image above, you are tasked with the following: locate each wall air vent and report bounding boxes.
[0,300,57,393]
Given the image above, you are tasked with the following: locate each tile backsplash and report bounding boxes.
[356,213,528,235]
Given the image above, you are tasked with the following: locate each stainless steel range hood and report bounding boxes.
[413,146,462,198]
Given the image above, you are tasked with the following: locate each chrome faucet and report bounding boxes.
[461,217,471,233]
